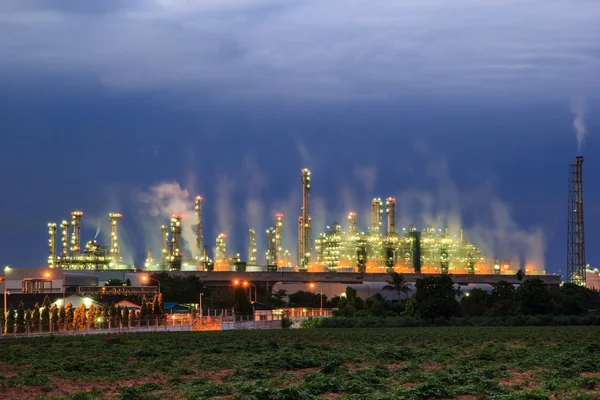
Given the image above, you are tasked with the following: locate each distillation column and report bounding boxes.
[347,212,358,236]
[385,197,397,236]
[216,233,227,260]
[275,213,284,266]
[248,229,257,265]
[266,227,276,265]
[160,225,169,265]
[70,211,83,257]
[298,168,312,270]
[60,220,70,264]
[48,223,57,268]
[109,213,122,262]
[370,198,383,235]
[194,196,203,260]
[170,215,183,270]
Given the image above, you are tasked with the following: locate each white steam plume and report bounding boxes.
[214,175,236,252]
[94,220,102,240]
[138,182,199,259]
[243,156,266,263]
[571,96,587,152]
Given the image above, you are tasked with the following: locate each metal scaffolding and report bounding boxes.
[567,156,586,285]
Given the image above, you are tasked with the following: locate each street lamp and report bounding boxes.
[199,293,204,317]
[233,280,255,302]
[309,283,323,314]
[141,275,161,294]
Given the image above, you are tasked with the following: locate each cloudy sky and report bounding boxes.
[0,0,599,275]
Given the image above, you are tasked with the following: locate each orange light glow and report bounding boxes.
[242,281,249,287]
[141,275,148,282]
[233,280,240,286]
[309,283,316,289]
[44,272,51,278]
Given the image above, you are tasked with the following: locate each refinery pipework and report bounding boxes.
[70,210,83,256]
[248,228,257,265]
[109,212,122,262]
[194,196,203,259]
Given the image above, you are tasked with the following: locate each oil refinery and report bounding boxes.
[44,166,549,277]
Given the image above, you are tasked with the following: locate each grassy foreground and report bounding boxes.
[1,327,600,399]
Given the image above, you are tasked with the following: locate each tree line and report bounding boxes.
[1,294,165,334]
[329,273,600,320]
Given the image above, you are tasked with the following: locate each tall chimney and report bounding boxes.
[371,198,383,235]
[567,156,586,284]
[267,227,276,266]
[60,220,70,261]
[170,215,183,270]
[160,225,169,265]
[275,213,284,266]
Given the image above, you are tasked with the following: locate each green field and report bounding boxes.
[1,327,600,399]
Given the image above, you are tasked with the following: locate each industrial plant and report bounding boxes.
[44,166,551,277]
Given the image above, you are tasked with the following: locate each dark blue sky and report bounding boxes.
[1,1,599,276]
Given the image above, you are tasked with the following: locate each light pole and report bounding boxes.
[141,275,161,294]
[309,283,323,315]
[3,290,10,323]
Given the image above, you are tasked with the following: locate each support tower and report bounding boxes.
[298,168,312,270]
[347,212,358,236]
[385,197,397,236]
[567,156,586,284]
[109,213,122,262]
[248,229,257,265]
[70,211,83,256]
[60,220,70,261]
[48,223,57,267]
[216,233,227,260]
[275,213,284,266]
[370,198,383,235]
[194,196,203,259]
[160,225,169,265]
[266,227,276,265]
[170,215,183,270]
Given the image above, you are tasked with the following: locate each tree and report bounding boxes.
[140,296,148,321]
[0,308,4,329]
[129,309,138,326]
[334,287,366,317]
[384,272,412,300]
[156,293,164,316]
[105,279,125,286]
[6,304,15,333]
[552,283,600,315]
[32,303,41,332]
[87,304,96,328]
[109,303,118,326]
[516,270,524,281]
[16,301,25,333]
[41,296,51,332]
[58,304,66,325]
[25,309,33,332]
[233,286,252,315]
[65,303,74,326]
[149,272,206,304]
[125,278,132,286]
[288,291,326,308]
[517,278,555,315]
[405,275,460,319]
[489,281,516,316]
[50,305,59,331]
[460,289,491,316]
[152,295,160,317]
[74,304,86,329]
[258,289,288,308]
[122,305,129,327]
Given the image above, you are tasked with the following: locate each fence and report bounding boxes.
[1,316,192,338]
[276,308,336,318]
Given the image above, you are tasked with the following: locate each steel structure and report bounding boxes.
[109,212,122,261]
[70,211,83,256]
[266,227,276,265]
[169,215,183,270]
[298,168,312,270]
[385,197,397,236]
[370,198,383,235]
[194,196,203,259]
[275,213,284,266]
[567,156,586,285]
[48,223,57,268]
[160,225,169,265]
[248,229,257,265]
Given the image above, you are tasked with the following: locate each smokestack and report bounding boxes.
[170,214,183,270]
[347,212,358,236]
[460,227,464,242]
[145,248,153,266]
[385,197,396,236]
[275,213,284,266]
[371,198,383,235]
[298,168,312,269]
[160,225,169,265]
[194,196,203,258]
[109,213,122,262]
[567,156,586,284]
[267,227,276,266]
[70,211,83,256]
[60,220,70,261]
[48,223,57,268]
[248,228,257,265]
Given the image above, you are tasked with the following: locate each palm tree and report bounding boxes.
[384,272,412,299]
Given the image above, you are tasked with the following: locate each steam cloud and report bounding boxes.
[94,220,101,240]
[139,182,199,259]
[571,96,587,152]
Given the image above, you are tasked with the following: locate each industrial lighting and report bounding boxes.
[83,298,93,308]
[44,272,51,278]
